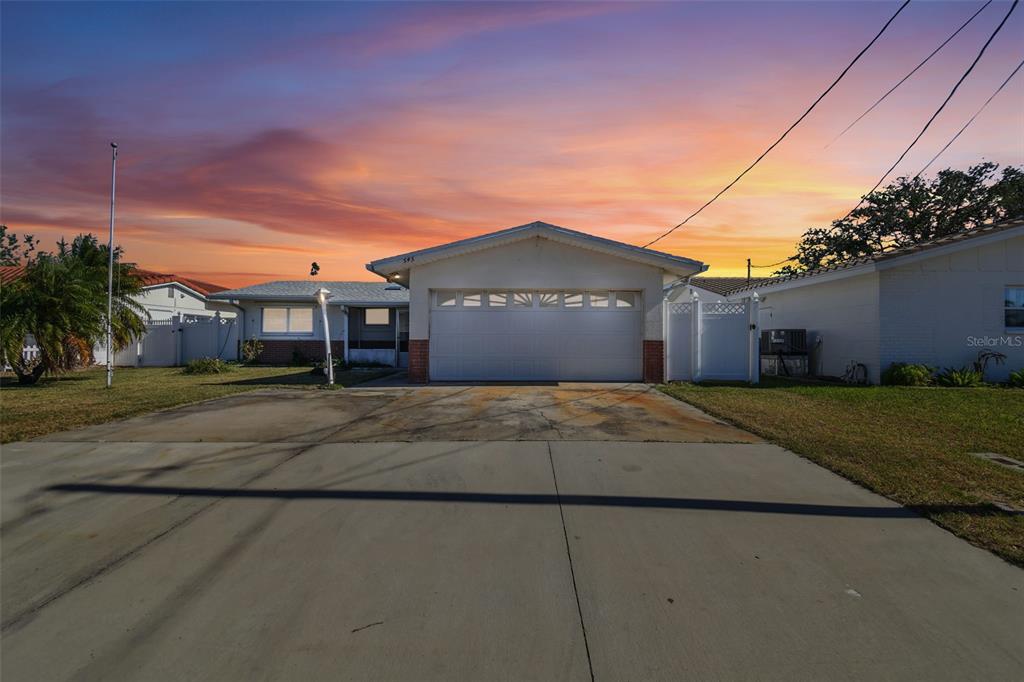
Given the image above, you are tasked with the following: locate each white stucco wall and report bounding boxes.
[133,284,233,321]
[753,272,881,382]
[878,235,1024,382]
[407,236,668,340]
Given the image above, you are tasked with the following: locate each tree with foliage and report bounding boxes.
[780,163,1024,275]
[1,232,147,384]
[0,224,38,266]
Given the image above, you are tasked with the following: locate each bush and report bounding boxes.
[1009,368,1024,388]
[881,363,934,386]
[934,366,983,387]
[183,357,234,375]
[241,338,263,364]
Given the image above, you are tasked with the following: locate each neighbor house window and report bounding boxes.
[614,292,636,308]
[365,308,390,325]
[262,307,313,334]
[462,291,482,307]
[588,292,609,308]
[512,292,533,307]
[1007,286,1024,329]
[437,292,457,307]
[564,292,583,308]
[488,292,509,307]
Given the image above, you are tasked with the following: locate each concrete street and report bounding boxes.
[2,383,1021,680]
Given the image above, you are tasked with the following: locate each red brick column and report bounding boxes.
[408,339,429,383]
[643,340,664,384]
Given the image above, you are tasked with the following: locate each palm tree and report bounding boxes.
[1,234,147,384]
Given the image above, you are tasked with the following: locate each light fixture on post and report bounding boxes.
[316,288,334,386]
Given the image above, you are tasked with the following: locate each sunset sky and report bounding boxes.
[2,1,1021,286]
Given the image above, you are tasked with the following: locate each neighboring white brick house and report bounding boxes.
[703,219,1024,384]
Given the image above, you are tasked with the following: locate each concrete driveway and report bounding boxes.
[2,384,1022,681]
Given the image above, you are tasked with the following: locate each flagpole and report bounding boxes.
[106,142,118,389]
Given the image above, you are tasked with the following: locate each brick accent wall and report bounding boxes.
[408,339,429,383]
[642,340,665,384]
[258,340,344,364]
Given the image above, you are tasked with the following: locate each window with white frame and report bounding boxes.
[262,307,313,334]
[564,292,583,308]
[613,291,636,308]
[588,291,609,308]
[365,308,390,325]
[1006,286,1024,330]
[463,291,482,307]
[488,292,509,307]
[437,292,457,307]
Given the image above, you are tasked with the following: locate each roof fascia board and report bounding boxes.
[368,223,705,276]
[874,224,1024,271]
[143,281,209,301]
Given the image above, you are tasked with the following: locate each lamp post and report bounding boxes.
[316,288,334,385]
[105,142,118,389]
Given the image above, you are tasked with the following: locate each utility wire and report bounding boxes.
[840,0,1018,222]
[916,55,1024,176]
[641,0,911,249]
[825,1,992,148]
[750,256,795,269]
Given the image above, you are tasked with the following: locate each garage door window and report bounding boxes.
[538,293,559,308]
[614,292,636,308]
[437,292,457,307]
[512,292,533,307]
[564,292,583,308]
[262,307,313,334]
[463,292,482,307]
[488,292,509,307]
[588,292,609,308]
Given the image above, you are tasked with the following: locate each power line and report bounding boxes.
[750,256,795,269]
[916,55,1024,177]
[840,0,1018,222]
[641,0,911,249]
[825,1,992,148]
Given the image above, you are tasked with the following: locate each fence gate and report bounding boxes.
[667,298,759,382]
[102,314,239,367]
[666,301,694,381]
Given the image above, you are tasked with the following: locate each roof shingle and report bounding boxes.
[209,280,409,305]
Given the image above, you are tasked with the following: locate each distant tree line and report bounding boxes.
[780,162,1024,275]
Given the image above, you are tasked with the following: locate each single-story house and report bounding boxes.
[691,218,1024,383]
[365,221,707,382]
[132,269,234,321]
[209,281,410,366]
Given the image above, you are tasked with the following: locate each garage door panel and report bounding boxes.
[430,290,642,381]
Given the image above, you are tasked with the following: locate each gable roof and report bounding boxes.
[689,276,774,296]
[134,269,229,297]
[209,280,409,306]
[728,217,1024,295]
[366,221,706,281]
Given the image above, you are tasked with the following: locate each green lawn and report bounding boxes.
[659,379,1024,566]
[0,365,393,443]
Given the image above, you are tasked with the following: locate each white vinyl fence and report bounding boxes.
[666,297,759,382]
[100,313,239,367]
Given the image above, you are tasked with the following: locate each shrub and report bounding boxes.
[1009,368,1024,388]
[935,366,983,387]
[241,337,263,364]
[183,357,234,375]
[881,363,934,386]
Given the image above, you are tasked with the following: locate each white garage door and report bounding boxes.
[429,290,642,381]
